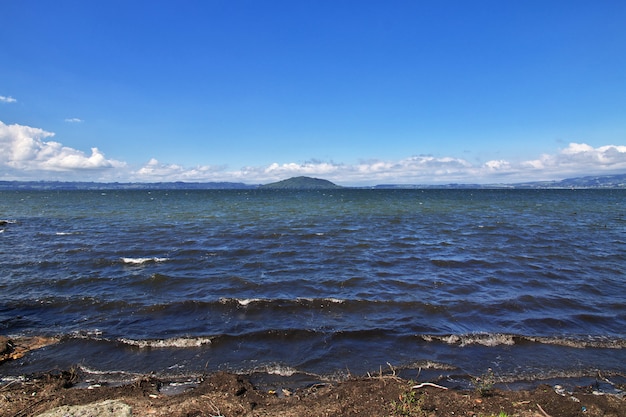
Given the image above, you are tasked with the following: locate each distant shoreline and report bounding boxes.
[1,172,625,190]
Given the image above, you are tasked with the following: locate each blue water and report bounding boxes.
[1,189,625,387]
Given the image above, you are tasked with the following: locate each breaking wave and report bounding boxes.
[421,333,626,349]
[117,337,213,348]
[120,257,169,265]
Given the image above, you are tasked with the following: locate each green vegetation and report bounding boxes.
[391,388,426,416]
[472,368,497,397]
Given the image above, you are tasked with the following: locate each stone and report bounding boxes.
[35,400,132,417]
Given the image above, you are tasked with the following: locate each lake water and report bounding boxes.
[1,189,624,389]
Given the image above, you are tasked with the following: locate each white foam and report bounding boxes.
[237,298,262,306]
[78,365,138,377]
[72,329,104,339]
[121,257,169,265]
[528,336,626,349]
[422,333,626,349]
[220,297,262,306]
[118,337,212,348]
[263,364,298,377]
[423,333,516,347]
[408,360,457,370]
[55,232,74,236]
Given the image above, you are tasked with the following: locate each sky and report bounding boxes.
[1,1,626,186]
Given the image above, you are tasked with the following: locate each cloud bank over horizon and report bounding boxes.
[0,121,125,177]
[1,120,625,185]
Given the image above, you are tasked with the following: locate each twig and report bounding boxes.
[208,400,224,417]
[12,397,47,417]
[537,403,552,417]
[411,382,448,390]
[0,379,20,392]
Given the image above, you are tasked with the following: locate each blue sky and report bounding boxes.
[1,1,625,185]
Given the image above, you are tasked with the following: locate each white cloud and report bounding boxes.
[130,142,626,186]
[0,96,17,103]
[1,121,624,185]
[0,121,125,175]
[135,158,224,181]
[522,143,626,177]
[64,118,83,123]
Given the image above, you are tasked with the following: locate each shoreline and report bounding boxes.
[1,337,625,415]
[1,369,625,417]
[2,335,625,388]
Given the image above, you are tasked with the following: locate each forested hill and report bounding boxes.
[260,176,343,190]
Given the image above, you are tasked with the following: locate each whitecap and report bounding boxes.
[219,297,262,306]
[527,335,626,349]
[236,298,262,306]
[74,329,104,338]
[407,360,457,370]
[118,337,212,348]
[422,333,516,347]
[263,364,298,377]
[121,257,169,265]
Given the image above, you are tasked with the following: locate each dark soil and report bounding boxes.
[0,371,624,417]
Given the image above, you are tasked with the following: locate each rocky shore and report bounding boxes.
[0,336,624,416]
[0,370,624,417]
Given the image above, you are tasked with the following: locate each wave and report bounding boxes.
[404,360,458,371]
[253,364,300,377]
[218,297,346,307]
[120,257,169,265]
[47,326,626,351]
[422,333,517,347]
[117,336,213,348]
[421,333,626,349]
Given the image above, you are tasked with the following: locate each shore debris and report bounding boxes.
[411,382,449,390]
[0,336,60,364]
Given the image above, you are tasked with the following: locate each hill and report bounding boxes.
[260,176,342,190]
[373,173,626,189]
[512,173,626,189]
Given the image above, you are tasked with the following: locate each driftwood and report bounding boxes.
[0,336,59,364]
[411,382,449,390]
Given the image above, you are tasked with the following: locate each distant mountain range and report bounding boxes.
[0,173,624,190]
[374,173,626,189]
[0,181,256,191]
